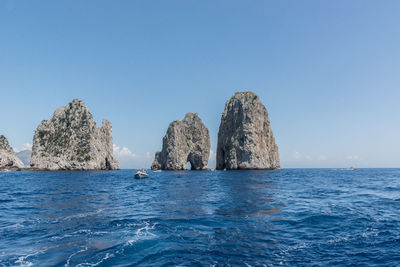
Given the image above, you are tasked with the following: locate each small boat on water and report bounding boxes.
[135,169,149,179]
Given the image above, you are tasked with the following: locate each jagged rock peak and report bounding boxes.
[151,112,210,170]
[216,91,280,170]
[0,135,13,154]
[0,135,24,169]
[30,99,120,170]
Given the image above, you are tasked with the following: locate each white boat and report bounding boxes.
[135,170,149,179]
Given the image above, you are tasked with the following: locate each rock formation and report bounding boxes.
[216,91,280,170]
[0,135,24,170]
[30,99,119,170]
[151,113,210,170]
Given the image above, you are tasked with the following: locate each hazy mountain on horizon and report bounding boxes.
[15,150,32,166]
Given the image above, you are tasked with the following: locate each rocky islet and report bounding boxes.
[2,91,279,171]
[216,91,280,170]
[0,135,24,170]
[151,112,210,170]
[29,99,119,170]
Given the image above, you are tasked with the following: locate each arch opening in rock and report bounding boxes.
[151,112,210,171]
[186,161,192,170]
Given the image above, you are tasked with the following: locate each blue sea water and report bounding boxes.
[0,169,399,266]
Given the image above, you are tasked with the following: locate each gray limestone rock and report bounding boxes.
[151,113,210,170]
[30,99,119,170]
[216,91,280,170]
[0,135,24,169]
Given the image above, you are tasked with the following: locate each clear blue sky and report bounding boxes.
[1,0,399,168]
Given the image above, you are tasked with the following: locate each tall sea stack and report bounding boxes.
[30,99,119,170]
[216,91,280,170]
[151,113,210,170]
[0,135,24,170]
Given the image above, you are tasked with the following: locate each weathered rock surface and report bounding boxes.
[30,99,120,170]
[0,135,24,169]
[151,113,210,170]
[216,91,280,170]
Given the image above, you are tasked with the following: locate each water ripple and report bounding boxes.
[0,169,399,266]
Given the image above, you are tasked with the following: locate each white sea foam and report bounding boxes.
[362,228,378,238]
[1,222,23,230]
[61,209,104,222]
[15,249,47,267]
[126,221,158,245]
[75,252,114,267]
[280,242,308,254]
[328,235,350,244]
[64,246,89,267]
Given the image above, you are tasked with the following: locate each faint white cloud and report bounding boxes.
[208,149,217,168]
[317,155,327,161]
[113,144,136,158]
[293,151,301,159]
[146,152,151,158]
[113,144,120,154]
[13,143,33,153]
[209,149,216,160]
[346,155,360,161]
[120,147,136,157]
[22,143,32,151]
[292,151,312,160]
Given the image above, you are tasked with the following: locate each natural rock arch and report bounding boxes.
[151,113,210,170]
